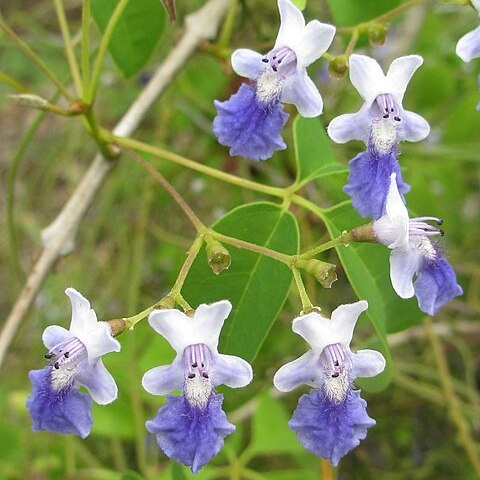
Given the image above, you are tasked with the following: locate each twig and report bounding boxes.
[0,0,232,371]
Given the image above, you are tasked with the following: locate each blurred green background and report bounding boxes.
[0,0,479,479]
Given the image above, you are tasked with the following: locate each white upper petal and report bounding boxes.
[76,359,118,404]
[389,246,422,298]
[349,54,388,104]
[327,103,371,144]
[329,301,369,347]
[373,173,409,249]
[148,300,232,355]
[231,49,265,80]
[385,55,423,103]
[65,288,120,360]
[473,0,480,14]
[42,325,72,350]
[275,0,305,49]
[351,349,386,378]
[211,353,253,388]
[141,355,184,395]
[273,350,322,391]
[292,20,335,69]
[456,25,480,62]
[292,311,335,353]
[281,70,323,116]
[66,288,98,337]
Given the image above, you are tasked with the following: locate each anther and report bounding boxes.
[332,373,339,378]
[192,362,197,368]
[383,114,389,119]
[272,66,278,72]
[440,230,445,236]
[44,353,53,359]
[188,373,196,379]
[64,352,70,358]
[262,58,268,63]
[202,373,209,379]
[54,362,60,370]
[438,219,444,225]
[394,116,401,122]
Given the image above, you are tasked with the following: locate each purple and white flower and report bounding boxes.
[328,54,430,219]
[27,288,120,438]
[456,0,480,62]
[274,301,385,466]
[213,0,335,161]
[142,300,253,473]
[373,174,463,315]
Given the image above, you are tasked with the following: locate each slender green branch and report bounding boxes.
[300,231,353,260]
[83,109,119,159]
[345,27,359,57]
[0,70,28,93]
[374,0,428,23]
[112,135,286,199]
[211,231,293,265]
[122,147,208,233]
[0,21,73,100]
[170,236,204,302]
[217,0,238,51]
[53,0,83,95]
[81,0,91,97]
[292,268,314,311]
[424,316,480,476]
[88,0,130,103]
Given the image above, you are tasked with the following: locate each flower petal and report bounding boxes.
[79,321,120,359]
[400,110,430,142]
[42,325,72,351]
[76,359,118,404]
[386,55,423,102]
[281,70,323,116]
[456,25,480,62]
[351,349,386,379]
[327,104,371,144]
[473,0,480,14]
[148,308,192,354]
[275,0,305,49]
[389,246,421,298]
[330,301,368,348]
[211,353,253,388]
[273,350,322,391]
[142,355,184,395]
[294,20,335,69]
[349,54,387,103]
[192,300,232,352]
[292,312,335,353]
[231,49,265,80]
[65,288,98,337]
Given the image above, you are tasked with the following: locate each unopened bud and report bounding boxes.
[10,94,49,110]
[368,23,388,47]
[350,223,376,243]
[295,259,337,288]
[328,55,348,79]
[206,239,231,275]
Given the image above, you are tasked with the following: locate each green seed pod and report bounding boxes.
[206,239,231,275]
[295,259,337,288]
[328,55,349,79]
[368,23,388,47]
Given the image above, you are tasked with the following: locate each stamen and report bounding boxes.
[182,343,213,409]
[320,344,352,404]
[409,217,445,240]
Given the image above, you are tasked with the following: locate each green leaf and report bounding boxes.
[293,116,347,185]
[182,202,299,362]
[322,202,422,390]
[250,392,302,455]
[325,0,401,27]
[91,0,166,78]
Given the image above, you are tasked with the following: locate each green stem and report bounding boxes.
[112,135,286,199]
[424,317,480,476]
[374,0,427,23]
[83,109,118,159]
[88,0,130,103]
[169,236,204,302]
[0,70,28,92]
[53,0,83,96]
[217,0,238,51]
[0,21,73,100]
[81,0,91,98]
[123,147,207,233]
[211,231,293,265]
[299,231,353,260]
[292,268,313,310]
[345,27,359,57]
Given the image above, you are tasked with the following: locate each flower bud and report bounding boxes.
[206,239,231,275]
[328,55,348,79]
[368,23,388,47]
[295,259,337,288]
[106,318,127,337]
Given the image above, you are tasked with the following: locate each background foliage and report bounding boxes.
[0,0,479,479]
